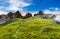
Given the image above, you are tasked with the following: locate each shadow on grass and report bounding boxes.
[0,19,17,26]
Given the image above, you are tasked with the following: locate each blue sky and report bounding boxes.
[24,0,60,11]
[0,0,60,14]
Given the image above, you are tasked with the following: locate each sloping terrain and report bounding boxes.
[0,16,60,39]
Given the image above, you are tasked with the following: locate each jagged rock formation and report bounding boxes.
[15,11,22,18]
[37,11,44,15]
[0,10,55,20]
[34,10,44,16]
[22,12,32,19]
[7,11,22,18]
[7,12,13,19]
[34,14,37,16]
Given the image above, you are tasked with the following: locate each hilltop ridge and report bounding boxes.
[0,16,60,39]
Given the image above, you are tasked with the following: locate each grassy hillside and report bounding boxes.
[0,16,60,39]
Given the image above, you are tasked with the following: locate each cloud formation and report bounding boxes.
[9,0,31,11]
[0,0,32,15]
[0,0,31,12]
[0,11,7,15]
[43,7,60,14]
[49,7,60,11]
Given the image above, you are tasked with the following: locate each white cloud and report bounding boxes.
[43,9,52,14]
[0,0,32,15]
[49,7,60,11]
[0,0,31,13]
[55,8,59,11]
[43,9,60,14]
[53,11,60,14]
[0,11,7,15]
[43,7,60,14]
[9,0,31,11]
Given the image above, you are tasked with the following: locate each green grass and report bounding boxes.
[0,16,60,39]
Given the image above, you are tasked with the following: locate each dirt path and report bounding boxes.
[15,19,26,39]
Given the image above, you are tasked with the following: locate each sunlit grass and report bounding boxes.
[0,16,60,39]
